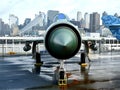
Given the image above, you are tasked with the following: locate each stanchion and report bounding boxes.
[34,52,43,66]
[79,52,87,67]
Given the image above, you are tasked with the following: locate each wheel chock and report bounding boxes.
[58,79,67,86]
[34,62,43,66]
[81,63,87,67]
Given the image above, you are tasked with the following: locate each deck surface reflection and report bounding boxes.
[0,52,120,90]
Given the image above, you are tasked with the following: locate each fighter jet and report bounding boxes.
[23,13,98,86]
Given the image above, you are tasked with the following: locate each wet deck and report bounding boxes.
[0,52,120,90]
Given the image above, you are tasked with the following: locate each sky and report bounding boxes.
[0,0,120,24]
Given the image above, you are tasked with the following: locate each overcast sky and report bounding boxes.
[0,0,120,24]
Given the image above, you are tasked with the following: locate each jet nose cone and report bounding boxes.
[45,26,80,59]
[53,32,73,49]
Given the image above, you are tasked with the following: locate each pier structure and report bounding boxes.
[0,36,44,55]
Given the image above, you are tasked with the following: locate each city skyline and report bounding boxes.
[0,0,120,24]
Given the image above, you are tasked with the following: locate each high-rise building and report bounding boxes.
[24,18,31,26]
[9,14,19,36]
[84,12,90,29]
[77,11,82,21]
[38,11,46,27]
[90,12,100,32]
[0,19,3,36]
[9,14,19,28]
[80,18,85,28]
[102,11,108,25]
[102,11,108,16]
[0,19,11,36]
[4,24,11,35]
[47,10,59,27]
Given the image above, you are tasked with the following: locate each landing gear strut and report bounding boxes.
[58,61,67,86]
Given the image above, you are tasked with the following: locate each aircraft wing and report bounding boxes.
[23,37,44,43]
[82,36,101,41]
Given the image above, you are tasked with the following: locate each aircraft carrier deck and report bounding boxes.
[0,52,120,90]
